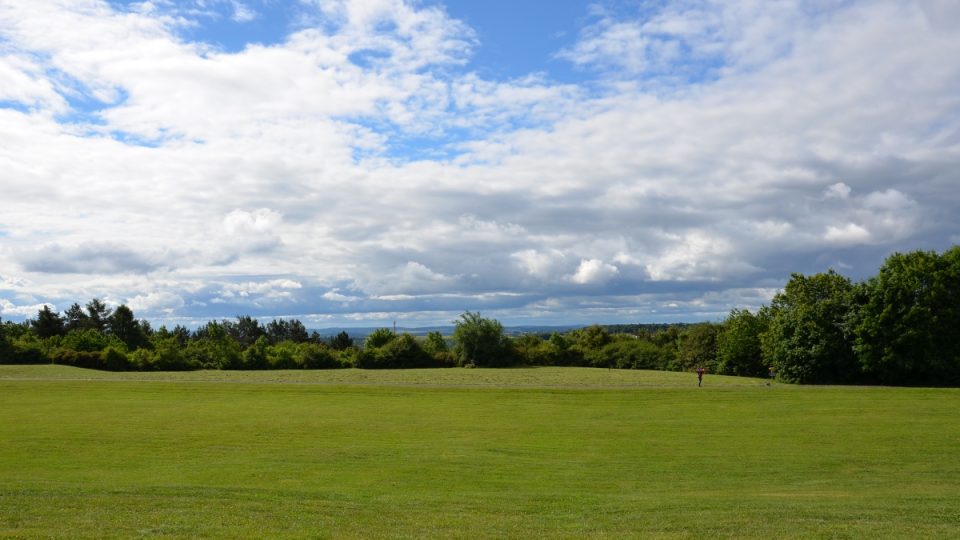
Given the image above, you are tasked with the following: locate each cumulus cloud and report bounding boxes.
[569,259,619,285]
[824,223,871,244]
[127,291,186,314]
[824,182,851,200]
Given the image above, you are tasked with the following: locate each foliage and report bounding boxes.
[100,346,130,371]
[63,303,89,332]
[31,305,65,339]
[243,336,271,369]
[61,329,114,353]
[133,335,195,371]
[595,338,668,369]
[186,321,242,369]
[85,298,113,333]
[329,331,353,350]
[364,328,396,349]
[852,248,960,385]
[295,342,344,369]
[108,305,147,350]
[452,312,513,367]
[358,333,435,369]
[761,271,858,384]
[716,309,768,377]
[265,319,309,344]
[224,316,265,349]
[676,323,721,372]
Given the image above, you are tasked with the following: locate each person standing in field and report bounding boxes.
[696,366,705,387]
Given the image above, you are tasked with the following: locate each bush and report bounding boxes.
[356,334,435,369]
[266,340,298,369]
[61,329,113,353]
[132,337,196,371]
[452,312,514,367]
[296,343,343,369]
[50,348,99,369]
[364,328,396,350]
[101,347,131,371]
[595,339,668,370]
[3,341,48,365]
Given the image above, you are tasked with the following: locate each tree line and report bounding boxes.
[1,247,957,385]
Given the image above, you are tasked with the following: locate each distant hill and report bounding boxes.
[309,323,696,339]
[310,325,582,338]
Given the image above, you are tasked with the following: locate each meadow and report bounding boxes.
[1,365,958,538]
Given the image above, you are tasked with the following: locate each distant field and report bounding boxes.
[0,364,768,388]
[1,366,958,538]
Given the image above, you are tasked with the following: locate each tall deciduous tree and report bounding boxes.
[452,312,512,367]
[852,248,960,385]
[761,271,858,384]
[717,309,768,376]
[676,323,721,372]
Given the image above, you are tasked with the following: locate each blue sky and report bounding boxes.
[1,0,959,328]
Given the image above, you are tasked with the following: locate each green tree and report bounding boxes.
[225,315,265,348]
[372,333,433,368]
[266,319,309,344]
[597,338,666,369]
[761,271,858,384]
[716,309,768,376]
[296,342,342,369]
[365,328,396,349]
[108,304,146,350]
[243,336,270,369]
[421,331,448,356]
[31,305,65,339]
[61,328,113,353]
[676,323,720,372]
[852,248,960,385]
[100,346,130,371]
[186,321,242,369]
[63,303,90,332]
[85,298,113,333]
[0,318,11,361]
[329,331,353,350]
[452,312,513,367]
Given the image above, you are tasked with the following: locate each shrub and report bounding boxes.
[296,343,343,369]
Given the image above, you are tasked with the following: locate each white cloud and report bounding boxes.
[218,279,302,302]
[322,288,361,302]
[569,259,619,285]
[223,209,283,236]
[127,291,185,314]
[0,299,53,318]
[824,182,851,199]
[825,223,871,244]
[512,249,566,279]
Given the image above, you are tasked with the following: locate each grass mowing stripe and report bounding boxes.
[1,367,958,538]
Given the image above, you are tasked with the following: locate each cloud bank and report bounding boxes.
[0,0,958,326]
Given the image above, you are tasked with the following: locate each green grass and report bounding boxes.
[1,366,958,538]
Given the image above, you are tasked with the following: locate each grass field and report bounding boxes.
[1,365,958,538]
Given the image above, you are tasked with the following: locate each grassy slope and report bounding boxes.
[1,366,958,539]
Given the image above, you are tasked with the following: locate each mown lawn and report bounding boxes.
[1,365,958,538]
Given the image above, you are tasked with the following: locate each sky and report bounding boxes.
[1,0,959,329]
